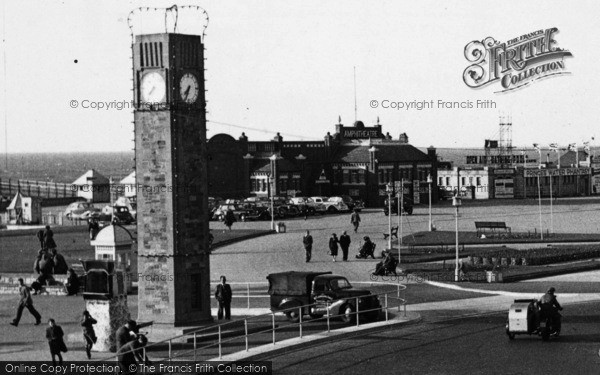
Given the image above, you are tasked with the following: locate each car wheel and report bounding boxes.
[327,206,337,213]
[285,310,301,323]
[340,304,355,323]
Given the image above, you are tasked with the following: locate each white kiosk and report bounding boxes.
[91,225,134,293]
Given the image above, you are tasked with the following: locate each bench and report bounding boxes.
[475,221,511,238]
[383,226,399,240]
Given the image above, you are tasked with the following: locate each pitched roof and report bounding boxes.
[332,144,430,163]
[72,169,110,185]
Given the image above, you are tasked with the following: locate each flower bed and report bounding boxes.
[466,245,600,266]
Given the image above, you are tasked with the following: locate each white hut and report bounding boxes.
[91,224,135,293]
[72,169,110,203]
[6,192,42,224]
[119,171,136,199]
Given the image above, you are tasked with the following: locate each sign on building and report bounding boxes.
[413,180,420,204]
[494,178,514,198]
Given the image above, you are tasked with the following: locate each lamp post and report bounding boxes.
[386,182,393,250]
[427,174,433,231]
[269,154,279,231]
[534,144,543,240]
[452,195,462,282]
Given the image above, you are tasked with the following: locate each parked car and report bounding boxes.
[112,206,135,224]
[212,203,270,221]
[383,196,413,215]
[64,201,100,220]
[267,271,381,323]
[323,197,351,213]
[289,197,327,215]
[353,199,365,211]
[339,195,356,211]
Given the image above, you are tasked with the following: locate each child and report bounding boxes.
[81,311,98,359]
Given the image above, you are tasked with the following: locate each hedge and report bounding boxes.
[466,245,600,266]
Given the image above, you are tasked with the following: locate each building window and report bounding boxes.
[248,144,256,152]
[438,177,443,185]
[264,143,274,152]
[343,170,350,184]
[378,170,384,184]
[469,177,473,186]
[446,177,450,185]
[461,177,466,186]
[476,177,481,186]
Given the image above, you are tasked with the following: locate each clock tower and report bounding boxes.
[133,33,211,326]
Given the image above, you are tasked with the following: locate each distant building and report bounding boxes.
[71,169,110,203]
[207,118,438,206]
[435,148,594,199]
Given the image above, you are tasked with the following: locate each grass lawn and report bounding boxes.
[401,231,600,246]
[0,228,273,273]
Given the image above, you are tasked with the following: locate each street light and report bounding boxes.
[533,144,543,240]
[269,154,279,231]
[452,195,462,282]
[386,182,393,250]
[427,174,433,231]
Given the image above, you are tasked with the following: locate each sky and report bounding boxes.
[1,0,599,153]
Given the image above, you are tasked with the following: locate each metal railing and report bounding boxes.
[94,281,407,367]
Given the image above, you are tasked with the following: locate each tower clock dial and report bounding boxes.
[179,73,199,103]
[140,71,166,103]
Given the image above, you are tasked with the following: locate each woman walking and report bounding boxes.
[329,233,339,262]
[81,310,98,359]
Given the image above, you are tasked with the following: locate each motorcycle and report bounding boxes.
[505,299,561,341]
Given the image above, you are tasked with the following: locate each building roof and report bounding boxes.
[332,144,430,164]
[7,191,31,210]
[91,224,133,247]
[72,169,110,185]
[252,158,301,173]
[120,171,135,185]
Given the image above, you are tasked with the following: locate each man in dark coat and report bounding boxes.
[50,249,68,274]
[46,319,65,365]
[303,230,313,262]
[11,278,41,326]
[118,334,147,374]
[116,320,138,352]
[339,231,351,261]
[44,225,57,250]
[215,276,232,320]
[538,287,563,334]
[350,210,361,233]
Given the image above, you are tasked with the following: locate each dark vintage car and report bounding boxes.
[383,196,413,215]
[267,271,381,323]
[212,203,269,221]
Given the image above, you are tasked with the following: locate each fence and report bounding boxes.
[0,178,77,199]
[94,281,407,366]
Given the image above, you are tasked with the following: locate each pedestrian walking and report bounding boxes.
[36,230,45,250]
[329,233,339,262]
[81,310,97,359]
[43,225,57,251]
[350,210,361,233]
[46,319,66,365]
[302,203,309,220]
[303,230,313,262]
[215,275,232,320]
[339,231,351,261]
[10,278,41,327]
[223,209,236,231]
[88,218,100,240]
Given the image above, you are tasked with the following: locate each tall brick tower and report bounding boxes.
[133,33,211,326]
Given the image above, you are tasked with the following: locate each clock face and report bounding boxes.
[140,71,166,103]
[179,73,199,103]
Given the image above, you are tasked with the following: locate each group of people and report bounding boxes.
[116,320,150,373]
[303,230,376,263]
[32,226,74,294]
